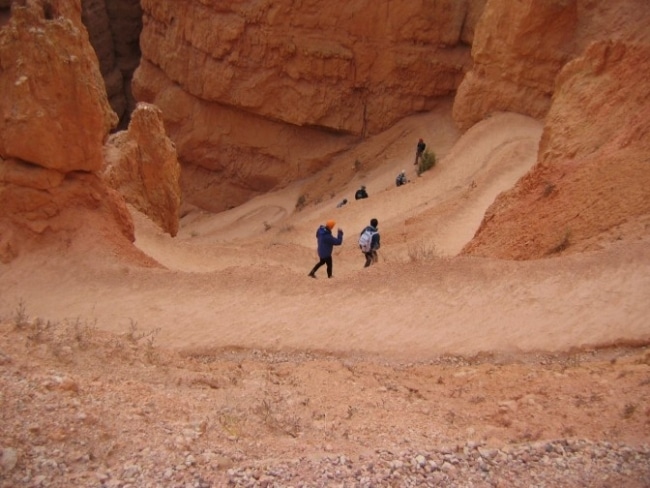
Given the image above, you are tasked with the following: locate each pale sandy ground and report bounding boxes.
[1,106,649,362]
[2,106,650,487]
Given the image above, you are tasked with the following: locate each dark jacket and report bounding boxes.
[355,188,368,200]
[360,225,380,251]
[316,225,344,258]
[417,141,426,154]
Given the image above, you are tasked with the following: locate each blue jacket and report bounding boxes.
[360,225,380,251]
[316,225,343,258]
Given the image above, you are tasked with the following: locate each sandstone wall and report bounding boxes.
[453,0,650,131]
[0,1,117,172]
[132,0,486,211]
[461,40,650,259]
[0,0,137,263]
[137,0,481,135]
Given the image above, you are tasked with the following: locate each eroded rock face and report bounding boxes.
[103,102,181,236]
[0,1,117,172]
[453,0,578,131]
[0,0,140,263]
[452,0,650,131]
[137,0,480,135]
[133,0,486,210]
[0,165,135,263]
[461,41,650,260]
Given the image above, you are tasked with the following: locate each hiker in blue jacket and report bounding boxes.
[359,218,380,268]
[308,219,344,278]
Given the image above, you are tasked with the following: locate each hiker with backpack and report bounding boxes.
[358,218,380,268]
[355,185,368,200]
[308,220,344,279]
[395,170,408,187]
[414,138,426,167]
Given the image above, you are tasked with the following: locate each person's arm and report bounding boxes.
[325,230,344,246]
[373,233,380,250]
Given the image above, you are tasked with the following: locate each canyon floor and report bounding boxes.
[1,105,649,486]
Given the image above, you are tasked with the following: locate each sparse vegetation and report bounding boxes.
[623,403,637,419]
[26,317,55,343]
[543,181,556,197]
[279,223,295,233]
[126,318,160,349]
[548,229,571,255]
[417,149,436,176]
[253,396,302,438]
[218,410,242,438]
[353,159,363,172]
[407,240,438,261]
[263,220,272,231]
[71,316,97,350]
[295,194,307,211]
[13,299,29,329]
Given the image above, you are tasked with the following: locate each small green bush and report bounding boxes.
[417,150,436,176]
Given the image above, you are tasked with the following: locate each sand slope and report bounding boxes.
[1,108,649,361]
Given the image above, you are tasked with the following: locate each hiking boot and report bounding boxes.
[308,272,316,278]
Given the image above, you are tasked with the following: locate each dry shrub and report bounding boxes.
[407,240,438,262]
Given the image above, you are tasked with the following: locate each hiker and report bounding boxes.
[308,220,344,278]
[414,138,426,167]
[336,198,348,208]
[355,185,368,200]
[395,170,408,187]
[358,218,380,268]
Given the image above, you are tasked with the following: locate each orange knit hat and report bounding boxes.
[326,220,336,229]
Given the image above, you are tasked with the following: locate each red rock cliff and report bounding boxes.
[453,0,650,130]
[0,0,144,264]
[132,0,486,211]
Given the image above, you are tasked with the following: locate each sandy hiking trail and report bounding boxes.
[1,107,649,362]
[2,105,650,488]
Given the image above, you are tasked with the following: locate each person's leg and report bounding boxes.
[309,257,326,277]
[371,250,378,264]
[364,252,372,268]
[325,256,333,277]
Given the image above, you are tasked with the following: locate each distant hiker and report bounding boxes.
[355,185,368,200]
[358,218,380,268]
[308,220,344,278]
[336,198,348,208]
[414,138,426,166]
[396,170,408,187]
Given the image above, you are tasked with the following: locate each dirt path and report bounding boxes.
[1,109,649,361]
[2,107,650,488]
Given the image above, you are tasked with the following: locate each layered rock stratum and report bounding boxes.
[131,0,486,211]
